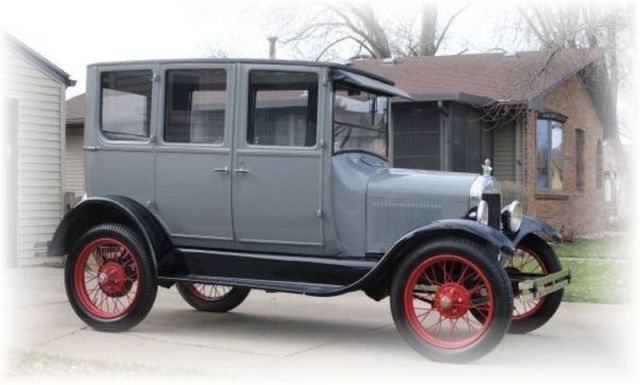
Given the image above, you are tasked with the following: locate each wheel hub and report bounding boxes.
[98,261,128,297]
[434,283,471,319]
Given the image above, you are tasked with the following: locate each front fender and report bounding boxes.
[389,219,516,261]
[506,216,561,245]
[341,219,515,298]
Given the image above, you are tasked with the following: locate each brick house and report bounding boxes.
[352,49,611,239]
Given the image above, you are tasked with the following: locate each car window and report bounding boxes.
[333,83,389,160]
[164,69,227,144]
[100,70,152,140]
[247,70,318,147]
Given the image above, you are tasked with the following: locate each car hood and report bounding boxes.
[365,167,479,253]
[367,167,478,206]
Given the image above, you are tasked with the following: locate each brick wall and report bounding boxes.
[521,75,605,239]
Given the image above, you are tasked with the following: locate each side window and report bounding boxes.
[536,118,563,190]
[100,70,152,140]
[247,70,318,147]
[165,69,227,144]
[596,140,603,189]
[576,129,585,191]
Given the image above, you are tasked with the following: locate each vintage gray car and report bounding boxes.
[49,59,570,362]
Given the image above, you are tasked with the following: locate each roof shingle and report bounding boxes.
[349,49,600,103]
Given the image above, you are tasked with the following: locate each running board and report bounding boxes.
[509,269,571,300]
[158,275,344,296]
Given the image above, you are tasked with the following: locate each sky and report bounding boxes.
[0,0,636,144]
[1,0,509,98]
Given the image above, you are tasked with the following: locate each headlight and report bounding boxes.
[476,200,489,226]
[501,201,523,232]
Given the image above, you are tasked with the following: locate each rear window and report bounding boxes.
[100,70,152,140]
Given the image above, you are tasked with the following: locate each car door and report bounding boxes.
[233,65,325,252]
[154,63,235,248]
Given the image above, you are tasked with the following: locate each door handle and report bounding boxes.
[213,166,229,174]
[234,168,250,174]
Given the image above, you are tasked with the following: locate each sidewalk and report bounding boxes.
[1,266,638,384]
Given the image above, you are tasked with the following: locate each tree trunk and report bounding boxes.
[419,3,438,56]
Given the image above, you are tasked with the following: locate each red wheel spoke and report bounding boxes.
[403,254,495,349]
[73,238,141,319]
[512,247,548,321]
[188,284,233,301]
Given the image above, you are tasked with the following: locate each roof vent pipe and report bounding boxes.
[382,56,396,65]
[268,36,278,59]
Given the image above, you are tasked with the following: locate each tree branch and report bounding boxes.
[433,2,471,54]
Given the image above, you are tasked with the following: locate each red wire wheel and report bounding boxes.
[403,254,495,349]
[176,281,250,312]
[508,246,547,321]
[186,284,233,301]
[73,237,141,319]
[507,236,564,334]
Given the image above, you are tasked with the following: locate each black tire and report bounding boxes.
[176,283,250,312]
[64,223,157,332]
[508,235,564,334]
[390,237,513,363]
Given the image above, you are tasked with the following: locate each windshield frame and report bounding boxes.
[331,81,390,161]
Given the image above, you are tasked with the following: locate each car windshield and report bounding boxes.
[333,83,389,160]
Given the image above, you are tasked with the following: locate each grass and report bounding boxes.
[553,237,628,260]
[557,258,630,303]
[550,237,631,304]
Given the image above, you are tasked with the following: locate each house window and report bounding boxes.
[100,70,152,140]
[247,70,318,147]
[576,129,585,191]
[596,140,603,188]
[164,69,227,144]
[536,118,563,190]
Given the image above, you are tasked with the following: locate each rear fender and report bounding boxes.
[48,196,177,276]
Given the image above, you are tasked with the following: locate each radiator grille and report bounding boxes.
[482,193,501,230]
[368,201,442,251]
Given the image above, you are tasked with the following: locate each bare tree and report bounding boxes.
[515,2,632,165]
[276,2,470,61]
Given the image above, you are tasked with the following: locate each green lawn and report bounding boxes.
[553,237,628,259]
[550,237,631,304]
[557,257,630,303]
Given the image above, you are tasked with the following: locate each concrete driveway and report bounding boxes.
[1,266,637,384]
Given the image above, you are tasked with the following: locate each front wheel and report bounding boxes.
[176,283,250,312]
[390,237,513,362]
[507,235,564,334]
[64,223,157,332]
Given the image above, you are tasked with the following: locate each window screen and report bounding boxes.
[165,69,227,144]
[247,71,318,147]
[100,70,152,140]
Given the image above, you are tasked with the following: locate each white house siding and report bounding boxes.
[1,46,65,260]
[493,123,516,181]
[64,126,85,194]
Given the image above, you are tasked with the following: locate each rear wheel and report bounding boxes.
[507,235,563,334]
[64,223,157,332]
[390,238,513,362]
[176,283,250,312]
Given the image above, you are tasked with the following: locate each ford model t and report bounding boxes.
[49,59,570,362]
